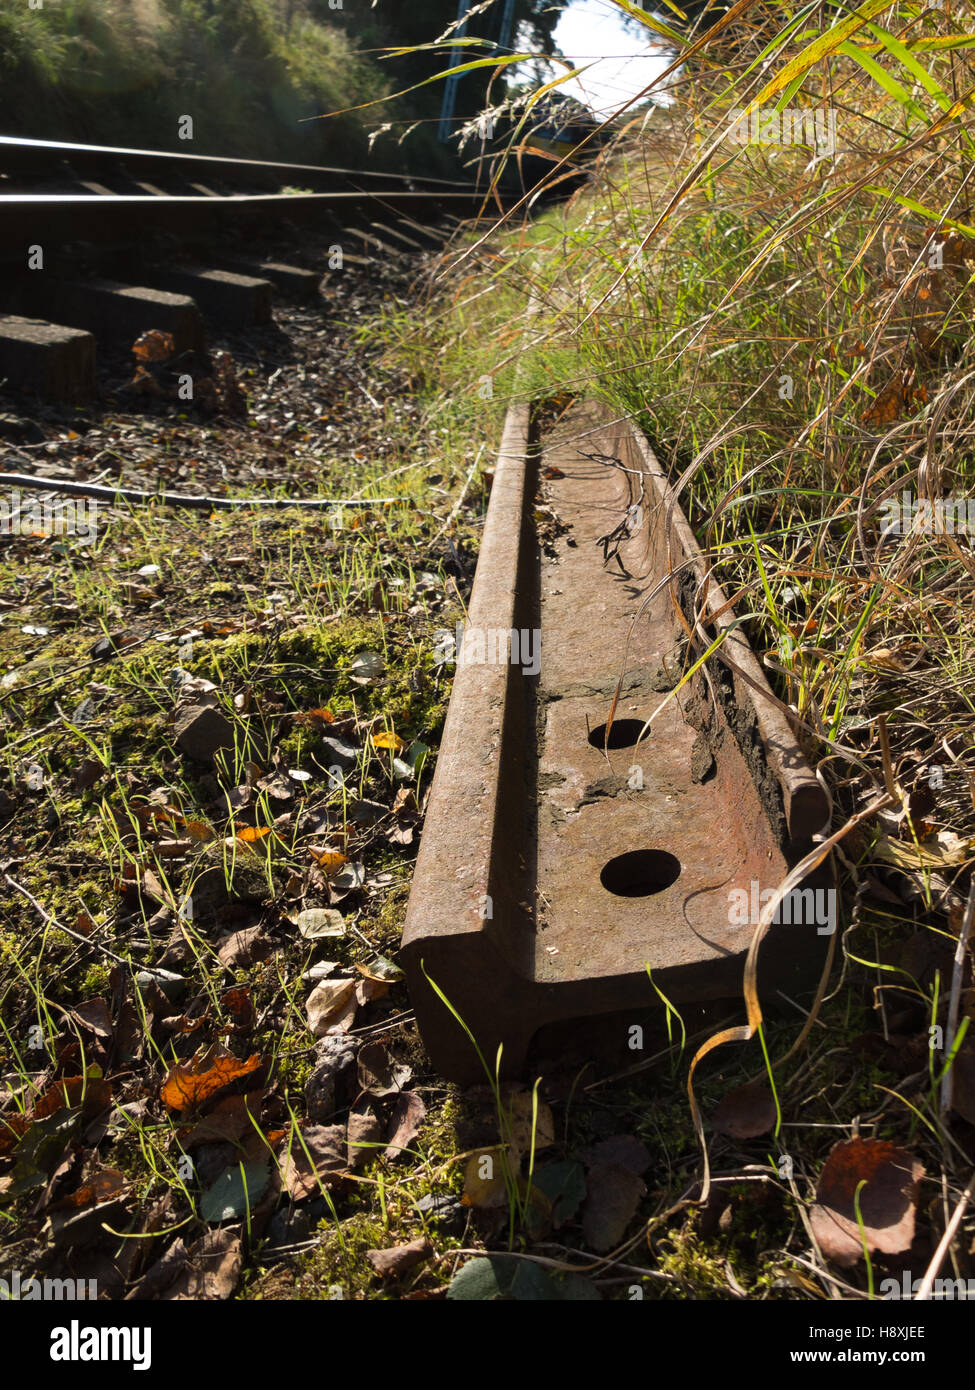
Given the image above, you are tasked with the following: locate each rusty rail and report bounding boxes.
[402,399,831,1083]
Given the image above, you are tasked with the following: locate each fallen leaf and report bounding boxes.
[183,819,215,842]
[533,1161,587,1229]
[70,998,113,1039]
[355,954,404,983]
[462,1148,517,1209]
[216,926,272,969]
[332,862,365,892]
[235,825,273,845]
[180,1094,254,1149]
[385,1092,426,1160]
[277,1125,348,1201]
[508,1088,555,1164]
[446,1257,511,1300]
[295,708,335,725]
[305,978,357,1038]
[48,1168,127,1210]
[875,829,971,870]
[308,849,347,877]
[355,977,389,1005]
[347,1107,382,1170]
[580,1134,652,1174]
[447,1257,598,1301]
[161,1228,242,1300]
[296,908,346,940]
[200,1161,270,1223]
[160,1053,262,1112]
[357,1041,412,1098]
[712,1079,777,1139]
[349,651,384,683]
[372,731,406,753]
[33,1074,112,1122]
[366,1237,433,1279]
[582,1162,646,1253]
[132,330,176,363]
[809,1138,924,1267]
[221,986,256,1032]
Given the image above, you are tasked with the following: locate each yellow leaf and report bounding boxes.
[309,848,347,877]
[371,731,406,753]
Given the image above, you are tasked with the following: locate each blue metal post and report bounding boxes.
[497,0,516,51]
[437,0,475,142]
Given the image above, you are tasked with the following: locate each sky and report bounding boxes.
[546,0,671,117]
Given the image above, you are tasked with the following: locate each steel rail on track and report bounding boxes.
[0,135,475,191]
[0,190,490,250]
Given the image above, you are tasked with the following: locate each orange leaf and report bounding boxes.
[33,1074,112,1121]
[182,819,214,842]
[236,826,272,843]
[50,1169,127,1210]
[160,1053,262,1112]
[861,375,904,426]
[299,707,335,724]
[132,329,176,363]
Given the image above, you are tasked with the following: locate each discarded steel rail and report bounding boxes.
[402,399,831,1084]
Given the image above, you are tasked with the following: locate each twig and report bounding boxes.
[431,444,486,543]
[0,471,399,511]
[914,1171,974,1301]
[3,873,167,980]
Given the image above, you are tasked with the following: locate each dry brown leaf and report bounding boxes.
[366,1237,433,1279]
[385,1092,426,1160]
[809,1138,924,1267]
[712,1079,777,1139]
[582,1162,646,1253]
[277,1125,348,1201]
[179,1094,254,1149]
[71,998,113,1039]
[160,1228,242,1301]
[305,978,357,1038]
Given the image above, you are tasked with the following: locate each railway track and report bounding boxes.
[0,134,488,403]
